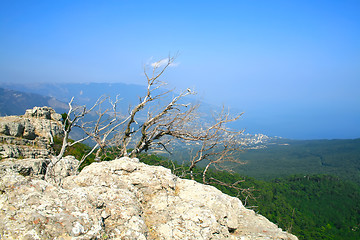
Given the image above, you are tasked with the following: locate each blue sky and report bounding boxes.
[1,0,359,139]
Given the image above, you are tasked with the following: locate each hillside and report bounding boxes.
[0,87,67,116]
[240,175,360,240]
[139,154,360,240]
[232,139,360,184]
[167,138,360,186]
[1,82,152,108]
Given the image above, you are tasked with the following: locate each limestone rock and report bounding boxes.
[49,155,80,183]
[24,106,63,122]
[0,157,298,239]
[0,156,79,183]
[0,158,49,177]
[0,106,63,159]
[0,141,52,159]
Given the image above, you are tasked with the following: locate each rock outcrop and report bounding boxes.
[0,107,298,239]
[0,156,298,240]
[0,106,63,159]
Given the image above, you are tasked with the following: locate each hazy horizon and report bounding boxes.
[1,1,359,139]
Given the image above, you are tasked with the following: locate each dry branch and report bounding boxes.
[46,56,246,187]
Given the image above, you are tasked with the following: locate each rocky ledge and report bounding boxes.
[0,107,63,159]
[0,156,298,240]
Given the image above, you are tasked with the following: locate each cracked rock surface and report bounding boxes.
[0,157,298,239]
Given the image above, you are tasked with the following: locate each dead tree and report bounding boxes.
[45,96,114,180]
[119,56,198,157]
[111,57,245,183]
[187,108,245,183]
[76,95,130,168]
[45,97,91,180]
[47,56,246,184]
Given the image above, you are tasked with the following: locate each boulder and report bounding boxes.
[0,157,298,240]
[24,106,63,122]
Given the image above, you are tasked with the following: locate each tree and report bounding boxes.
[48,56,245,183]
[45,97,92,180]
[187,107,245,183]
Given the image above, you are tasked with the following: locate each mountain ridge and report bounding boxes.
[0,87,68,116]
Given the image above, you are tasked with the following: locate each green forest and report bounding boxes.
[170,138,360,184]
[138,153,360,240]
[232,139,360,184]
[54,138,360,240]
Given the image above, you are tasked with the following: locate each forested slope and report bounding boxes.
[54,139,360,240]
[139,154,360,240]
[232,138,360,184]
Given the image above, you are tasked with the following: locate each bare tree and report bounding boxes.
[47,56,246,184]
[113,57,245,182]
[76,95,129,167]
[45,97,91,180]
[187,108,245,183]
[45,96,122,179]
[119,56,198,157]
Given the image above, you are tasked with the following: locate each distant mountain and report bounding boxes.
[1,82,236,144]
[1,82,231,129]
[0,87,68,116]
[1,82,293,149]
[1,82,148,108]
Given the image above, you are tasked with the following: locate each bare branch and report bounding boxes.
[45,55,247,192]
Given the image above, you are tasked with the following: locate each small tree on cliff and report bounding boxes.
[47,56,244,183]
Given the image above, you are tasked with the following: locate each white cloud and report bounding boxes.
[150,58,179,68]
[151,58,169,68]
[169,61,180,67]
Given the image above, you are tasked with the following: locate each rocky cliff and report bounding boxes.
[0,106,63,159]
[0,156,298,240]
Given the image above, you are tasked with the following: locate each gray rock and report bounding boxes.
[0,107,63,159]
[49,155,80,183]
[0,158,49,177]
[4,120,25,137]
[0,141,52,159]
[0,156,79,182]
[24,106,59,120]
[0,157,298,240]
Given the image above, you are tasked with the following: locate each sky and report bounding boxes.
[1,0,359,139]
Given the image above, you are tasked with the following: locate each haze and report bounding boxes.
[1,0,359,139]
